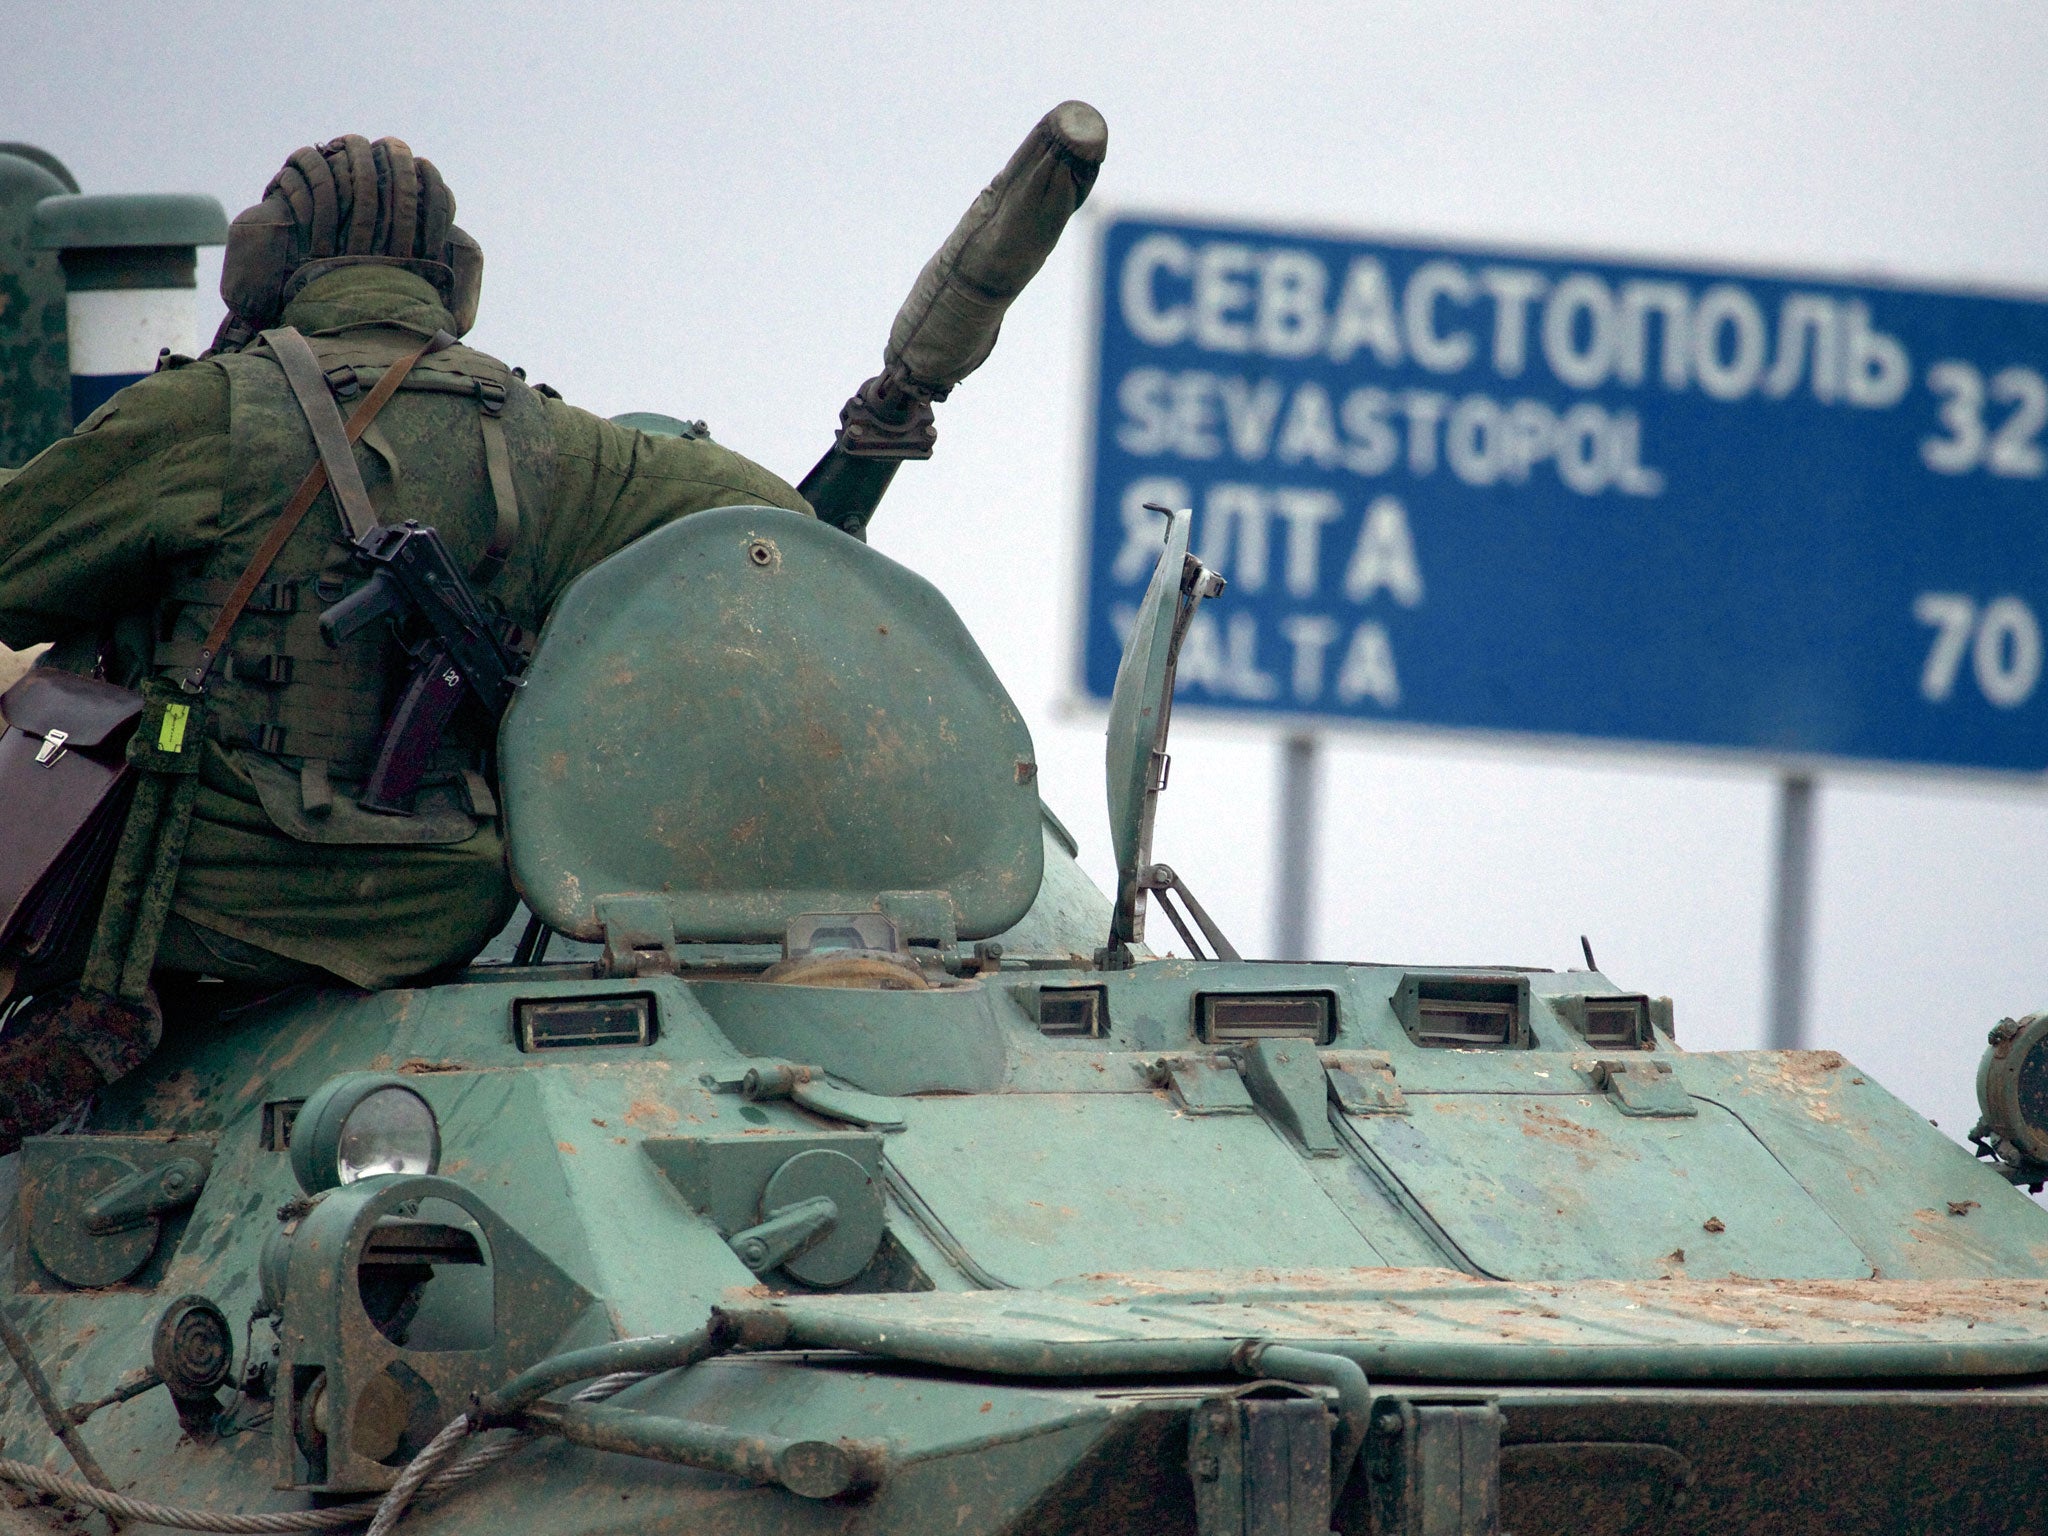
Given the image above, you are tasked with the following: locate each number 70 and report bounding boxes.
[1913,593,2042,707]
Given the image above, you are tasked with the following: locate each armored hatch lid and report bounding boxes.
[501,505,1043,945]
[1105,507,1197,890]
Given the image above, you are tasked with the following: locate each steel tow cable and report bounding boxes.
[0,1371,651,1532]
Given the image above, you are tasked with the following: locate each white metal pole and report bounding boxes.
[1767,771,1817,1049]
[1274,733,1320,960]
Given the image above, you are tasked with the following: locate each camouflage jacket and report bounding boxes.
[0,264,809,987]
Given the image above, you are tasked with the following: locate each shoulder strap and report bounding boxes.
[262,326,379,541]
[178,330,451,695]
[280,344,521,588]
[474,381,520,586]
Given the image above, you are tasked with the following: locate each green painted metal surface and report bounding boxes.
[4,934,2047,1531]
[690,980,1007,1094]
[1348,1092,1872,1281]
[28,191,227,251]
[0,145,76,196]
[0,149,72,467]
[1103,504,1188,883]
[5,485,2048,1534]
[502,505,1044,943]
[884,1093,1396,1284]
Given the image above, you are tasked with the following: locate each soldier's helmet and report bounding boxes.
[214,134,481,350]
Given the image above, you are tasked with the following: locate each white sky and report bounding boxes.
[10,1,2047,1146]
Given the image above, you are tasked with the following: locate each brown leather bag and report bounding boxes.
[0,670,145,990]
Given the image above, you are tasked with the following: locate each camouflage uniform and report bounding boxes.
[0,262,807,989]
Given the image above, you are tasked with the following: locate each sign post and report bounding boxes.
[1079,216,2048,1014]
[1274,732,1319,961]
[1768,772,1818,1048]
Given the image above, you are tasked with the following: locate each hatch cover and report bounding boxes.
[884,1095,1395,1285]
[502,507,1043,944]
[1347,1093,1872,1281]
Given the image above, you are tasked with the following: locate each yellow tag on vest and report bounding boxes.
[158,702,190,754]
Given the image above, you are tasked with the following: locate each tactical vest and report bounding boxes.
[151,326,555,843]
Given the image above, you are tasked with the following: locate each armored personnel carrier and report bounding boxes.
[4,108,2048,1536]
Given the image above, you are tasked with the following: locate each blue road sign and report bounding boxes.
[1080,215,2048,772]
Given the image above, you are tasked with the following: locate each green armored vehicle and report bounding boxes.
[5,115,2048,1536]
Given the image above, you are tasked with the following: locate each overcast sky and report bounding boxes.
[10,1,2047,1145]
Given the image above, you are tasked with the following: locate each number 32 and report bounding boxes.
[1920,361,2048,477]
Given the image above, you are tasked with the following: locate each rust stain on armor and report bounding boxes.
[1519,1104,1603,1149]
[1744,1049,1852,1122]
[624,1096,680,1129]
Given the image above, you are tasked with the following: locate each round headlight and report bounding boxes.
[290,1074,440,1195]
[1975,1012,2048,1178]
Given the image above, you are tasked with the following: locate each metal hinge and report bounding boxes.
[595,894,677,977]
[1590,1058,1696,1117]
[701,1059,906,1131]
[876,890,959,968]
[1322,1050,1408,1115]
[1150,1053,1256,1115]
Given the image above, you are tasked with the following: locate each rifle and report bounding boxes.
[318,521,524,814]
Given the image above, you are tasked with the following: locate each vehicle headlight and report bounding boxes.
[290,1074,440,1195]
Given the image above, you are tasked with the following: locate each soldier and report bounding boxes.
[0,135,809,1149]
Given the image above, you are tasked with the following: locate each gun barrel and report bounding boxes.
[885,100,1107,397]
[802,102,1108,538]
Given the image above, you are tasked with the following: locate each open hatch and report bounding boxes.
[500,506,1045,959]
[1102,505,1236,966]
